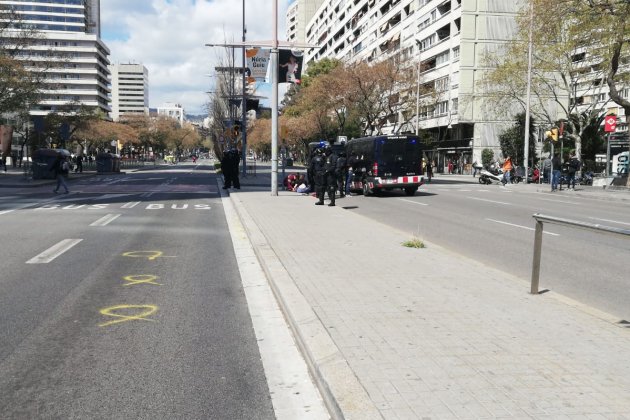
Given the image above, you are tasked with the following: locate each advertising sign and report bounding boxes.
[278,49,303,84]
[246,48,270,80]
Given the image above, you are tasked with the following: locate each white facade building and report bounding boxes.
[109,63,149,121]
[157,102,185,126]
[1,0,111,116]
[300,0,530,172]
[286,0,326,44]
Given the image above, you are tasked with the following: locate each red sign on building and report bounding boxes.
[604,115,617,132]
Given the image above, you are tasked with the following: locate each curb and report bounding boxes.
[229,191,383,420]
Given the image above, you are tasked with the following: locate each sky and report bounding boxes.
[101,0,291,116]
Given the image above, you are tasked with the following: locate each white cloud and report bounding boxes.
[101,0,290,115]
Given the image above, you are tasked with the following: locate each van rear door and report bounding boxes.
[376,137,422,177]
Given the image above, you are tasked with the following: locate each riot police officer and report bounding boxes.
[323,145,338,206]
[310,148,326,205]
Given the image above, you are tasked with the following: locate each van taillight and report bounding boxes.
[372,162,378,176]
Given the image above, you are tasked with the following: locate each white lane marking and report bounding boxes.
[121,201,141,208]
[588,217,630,226]
[398,198,429,206]
[466,196,512,206]
[0,196,18,200]
[90,214,121,227]
[26,239,83,264]
[536,197,581,205]
[0,210,15,216]
[486,218,560,236]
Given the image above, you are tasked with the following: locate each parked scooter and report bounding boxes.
[478,167,506,185]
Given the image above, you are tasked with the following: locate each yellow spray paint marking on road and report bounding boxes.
[122,274,162,287]
[99,305,158,327]
[121,251,176,261]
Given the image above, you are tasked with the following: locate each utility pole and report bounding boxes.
[241,0,247,177]
[523,0,534,182]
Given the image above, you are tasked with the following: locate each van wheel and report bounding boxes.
[404,187,418,196]
[362,181,371,196]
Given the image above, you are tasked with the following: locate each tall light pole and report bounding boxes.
[241,0,247,177]
[270,0,279,195]
[523,0,534,182]
[415,40,421,136]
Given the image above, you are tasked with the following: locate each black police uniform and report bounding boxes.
[310,149,325,205]
[323,147,338,206]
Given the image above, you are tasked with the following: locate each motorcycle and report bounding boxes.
[478,167,506,185]
[579,171,593,186]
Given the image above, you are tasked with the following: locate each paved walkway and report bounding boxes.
[4,163,630,418]
[229,168,630,419]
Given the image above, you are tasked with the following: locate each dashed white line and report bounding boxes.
[466,196,512,205]
[90,214,121,227]
[588,217,630,226]
[486,218,560,236]
[398,198,429,206]
[26,239,83,264]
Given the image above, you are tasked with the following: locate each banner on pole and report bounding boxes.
[278,50,303,84]
[246,48,270,81]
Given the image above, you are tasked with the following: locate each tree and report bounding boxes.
[0,5,47,116]
[498,113,538,166]
[482,0,622,164]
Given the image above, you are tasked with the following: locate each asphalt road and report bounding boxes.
[340,177,630,322]
[0,164,276,419]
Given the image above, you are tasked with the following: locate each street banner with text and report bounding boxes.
[246,48,270,81]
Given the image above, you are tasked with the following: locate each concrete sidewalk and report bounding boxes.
[229,170,630,419]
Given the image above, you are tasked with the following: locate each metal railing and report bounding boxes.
[530,213,630,294]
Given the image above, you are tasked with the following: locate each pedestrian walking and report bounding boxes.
[51,154,70,194]
[551,153,561,191]
[502,156,513,185]
[566,153,581,190]
[426,160,433,183]
[310,148,326,205]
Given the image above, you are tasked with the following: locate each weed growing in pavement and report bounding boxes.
[402,237,425,249]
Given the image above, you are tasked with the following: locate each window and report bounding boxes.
[435,50,449,66]
[452,46,460,59]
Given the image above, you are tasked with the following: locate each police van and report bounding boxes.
[346,135,424,196]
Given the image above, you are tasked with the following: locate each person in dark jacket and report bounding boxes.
[551,153,561,191]
[221,148,241,189]
[51,154,70,194]
[566,153,581,190]
[310,148,326,205]
[323,145,337,206]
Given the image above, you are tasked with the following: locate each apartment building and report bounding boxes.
[287,0,326,44]
[157,102,185,126]
[299,0,530,172]
[109,63,149,121]
[1,0,111,116]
